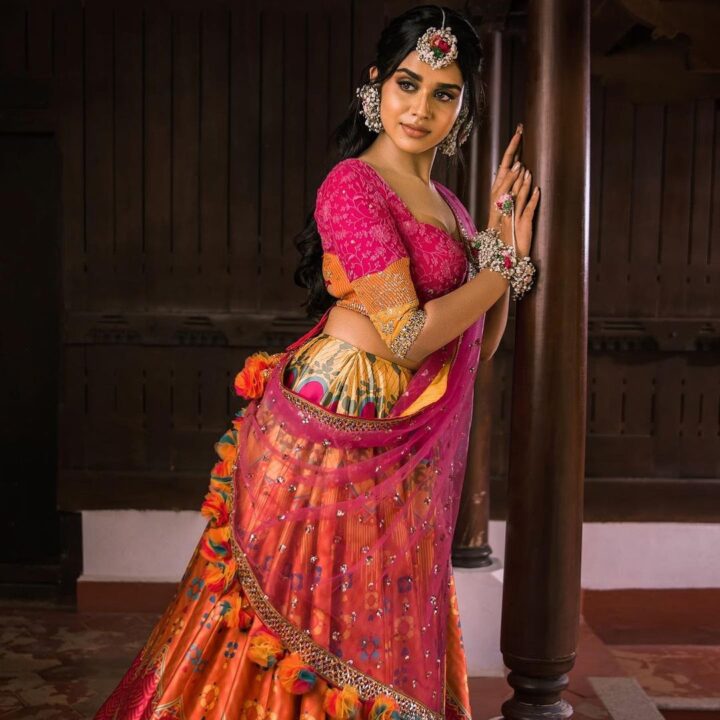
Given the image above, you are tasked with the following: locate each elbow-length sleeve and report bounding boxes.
[314,161,427,360]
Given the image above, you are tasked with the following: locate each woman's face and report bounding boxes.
[371,50,465,155]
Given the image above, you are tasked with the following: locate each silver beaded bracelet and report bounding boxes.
[468,227,537,301]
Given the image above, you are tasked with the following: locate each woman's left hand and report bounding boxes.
[489,123,540,259]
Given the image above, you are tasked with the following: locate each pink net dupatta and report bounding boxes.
[229,304,485,720]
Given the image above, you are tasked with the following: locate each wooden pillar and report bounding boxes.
[453,28,503,568]
[499,1,590,718]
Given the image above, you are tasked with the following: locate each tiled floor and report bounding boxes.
[0,601,157,719]
[608,645,720,701]
[1,601,719,720]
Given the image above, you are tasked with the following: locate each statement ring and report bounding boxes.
[495,192,515,217]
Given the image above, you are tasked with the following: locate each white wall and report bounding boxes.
[81,512,720,588]
[81,510,207,582]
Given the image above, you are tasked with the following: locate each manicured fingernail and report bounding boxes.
[524,169,530,178]
[513,161,521,171]
[516,123,523,134]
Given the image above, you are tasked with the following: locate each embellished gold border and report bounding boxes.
[446,685,472,720]
[279,385,414,431]
[389,309,428,359]
[227,510,443,720]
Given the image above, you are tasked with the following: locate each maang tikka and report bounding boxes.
[415,7,459,69]
[356,6,472,154]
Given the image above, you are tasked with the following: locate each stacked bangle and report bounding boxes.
[468,227,537,301]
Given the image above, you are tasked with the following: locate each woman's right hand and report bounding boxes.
[487,123,540,259]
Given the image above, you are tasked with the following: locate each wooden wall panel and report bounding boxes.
[305,5,333,224]
[114,6,145,308]
[0,5,26,76]
[172,9,202,306]
[143,350,175,472]
[55,3,86,310]
[258,5,286,310]
[677,364,718,477]
[628,102,663,314]
[58,347,87,472]
[27,4,54,77]
[85,4,116,308]
[144,7,173,309]
[280,10,308,308]
[584,355,720,479]
[654,356,685,476]
[58,344,243,476]
[49,1,360,314]
[688,99,716,314]
[582,83,719,486]
[590,89,720,319]
[229,2,261,311]
[659,103,694,316]
[200,6,230,309]
[596,92,634,314]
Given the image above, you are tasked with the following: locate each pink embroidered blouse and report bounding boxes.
[314,158,475,359]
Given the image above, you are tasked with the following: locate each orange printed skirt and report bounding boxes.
[93,333,472,720]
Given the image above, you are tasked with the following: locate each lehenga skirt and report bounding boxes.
[93,333,472,720]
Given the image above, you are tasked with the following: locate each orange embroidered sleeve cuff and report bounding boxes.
[349,257,427,359]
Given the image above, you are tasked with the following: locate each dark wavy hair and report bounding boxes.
[293,5,485,318]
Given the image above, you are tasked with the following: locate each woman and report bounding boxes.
[94,5,539,720]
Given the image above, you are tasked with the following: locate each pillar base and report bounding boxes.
[452,543,493,568]
[500,671,573,719]
[500,698,574,720]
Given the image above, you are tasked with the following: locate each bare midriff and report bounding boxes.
[323,305,422,372]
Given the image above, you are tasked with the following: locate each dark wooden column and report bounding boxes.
[453,26,504,568]
[499,0,590,718]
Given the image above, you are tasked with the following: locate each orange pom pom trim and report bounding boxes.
[200,490,229,526]
[247,628,285,669]
[218,590,254,630]
[234,351,283,400]
[367,694,402,720]
[276,652,317,694]
[323,685,361,720]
